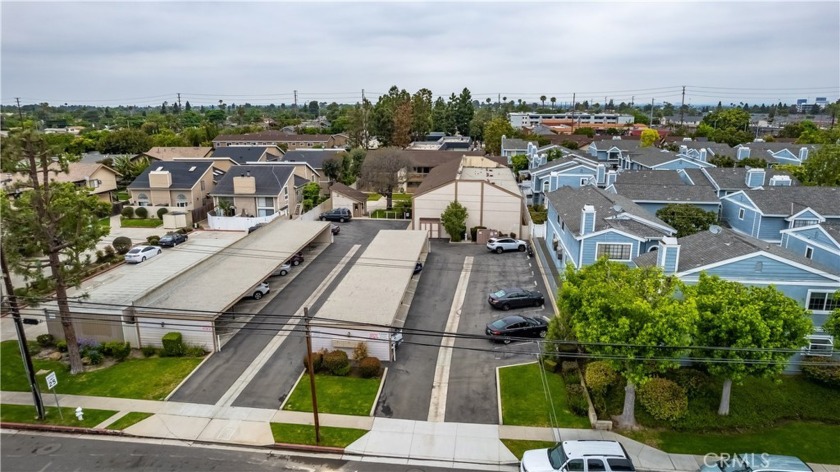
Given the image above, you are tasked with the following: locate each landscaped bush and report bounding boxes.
[103,245,116,260]
[141,345,158,357]
[470,226,486,242]
[322,349,350,376]
[108,341,131,361]
[134,206,149,219]
[121,206,135,219]
[146,235,160,246]
[303,351,324,372]
[56,340,68,352]
[352,342,368,361]
[561,361,580,384]
[78,338,101,357]
[638,377,688,422]
[161,332,185,357]
[36,334,55,347]
[185,344,206,357]
[358,356,382,378]
[667,368,713,398]
[86,349,104,365]
[112,236,132,255]
[565,384,589,416]
[157,207,169,219]
[584,361,620,395]
[27,341,42,355]
[801,357,840,388]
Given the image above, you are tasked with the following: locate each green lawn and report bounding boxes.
[282,373,381,416]
[390,193,411,201]
[106,412,154,430]
[98,217,111,228]
[270,423,367,448]
[366,193,382,201]
[1,341,202,400]
[116,191,130,201]
[370,209,408,219]
[1,404,117,428]
[501,439,556,460]
[624,422,840,465]
[498,362,590,428]
[120,218,162,228]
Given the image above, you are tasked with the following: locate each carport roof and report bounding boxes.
[316,230,428,326]
[135,220,331,313]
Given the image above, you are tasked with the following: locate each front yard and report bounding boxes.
[282,373,381,416]
[270,423,367,448]
[119,218,162,228]
[498,362,590,428]
[1,404,117,428]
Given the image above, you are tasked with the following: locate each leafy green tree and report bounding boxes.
[322,156,343,182]
[557,259,697,428]
[468,106,494,142]
[655,204,718,237]
[822,304,840,338]
[440,201,468,242]
[345,100,372,149]
[573,127,595,137]
[358,151,410,210]
[702,108,750,131]
[689,274,812,415]
[111,155,150,187]
[431,96,454,134]
[709,155,735,168]
[301,182,322,211]
[1,130,111,374]
[640,128,660,147]
[483,117,515,155]
[392,100,413,147]
[511,154,528,173]
[411,88,433,141]
[798,144,840,186]
[451,88,475,136]
[151,129,188,147]
[540,96,547,107]
[97,128,152,154]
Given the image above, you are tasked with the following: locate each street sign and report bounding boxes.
[46,371,57,390]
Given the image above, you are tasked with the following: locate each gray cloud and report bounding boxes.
[2,1,837,106]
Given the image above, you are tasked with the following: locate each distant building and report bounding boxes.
[509,112,634,129]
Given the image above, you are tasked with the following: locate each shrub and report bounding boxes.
[161,332,185,357]
[322,349,350,376]
[141,345,158,357]
[358,356,382,378]
[668,368,712,398]
[27,341,42,355]
[112,236,132,255]
[303,351,324,372]
[111,342,131,361]
[584,361,620,395]
[103,245,116,260]
[801,357,840,388]
[352,342,368,361]
[36,334,55,347]
[87,349,103,365]
[77,338,101,357]
[95,249,106,262]
[134,206,149,219]
[509,232,517,239]
[185,344,206,357]
[157,207,169,219]
[566,384,589,416]
[543,359,558,373]
[146,235,160,246]
[56,340,68,352]
[638,377,688,422]
[121,206,135,219]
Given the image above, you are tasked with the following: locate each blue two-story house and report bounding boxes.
[721,186,840,243]
[608,170,720,215]
[681,167,797,198]
[733,142,821,167]
[586,138,642,164]
[543,186,675,270]
[620,147,716,171]
[780,223,840,274]
[525,155,614,205]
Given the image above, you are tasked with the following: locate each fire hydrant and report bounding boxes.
[75,407,84,421]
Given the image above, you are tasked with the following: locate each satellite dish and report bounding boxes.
[709,225,722,234]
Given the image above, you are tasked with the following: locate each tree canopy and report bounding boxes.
[655,204,718,237]
[440,201,468,242]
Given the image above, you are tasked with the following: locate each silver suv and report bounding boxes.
[521,440,635,472]
[486,237,527,253]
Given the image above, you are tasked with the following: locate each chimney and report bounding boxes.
[233,173,256,194]
[769,175,792,187]
[656,237,680,274]
[699,148,707,162]
[606,170,617,187]
[746,168,766,188]
[596,164,606,185]
[679,145,688,155]
[737,147,750,161]
[581,205,596,236]
[148,170,172,188]
[799,147,809,161]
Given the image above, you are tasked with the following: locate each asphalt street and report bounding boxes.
[0,431,456,472]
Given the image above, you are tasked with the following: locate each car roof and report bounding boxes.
[499,315,527,324]
[561,440,627,459]
[741,454,812,471]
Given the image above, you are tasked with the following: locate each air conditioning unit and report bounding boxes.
[804,334,834,357]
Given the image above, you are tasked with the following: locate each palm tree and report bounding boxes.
[540,95,547,107]
[551,97,556,109]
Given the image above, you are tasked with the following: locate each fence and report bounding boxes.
[298,198,332,221]
[530,222,546,238]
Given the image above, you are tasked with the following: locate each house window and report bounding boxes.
[284,187,289,200]
[257,197,274,217]
[805,247,814,259]
[580,178,588,186]
[596,243,632,260]
[808,291,838,312]
[542,180,550,193]
[793,219,818,228]
[561,221,565,232]
[137,193,149,207]
[176,194,188,207]
[755,261,763,272]
[200,180,206,191]
[738,208,745,220]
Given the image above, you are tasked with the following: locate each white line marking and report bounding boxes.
[427,256,473,422]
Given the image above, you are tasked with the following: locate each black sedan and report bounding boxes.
[486,315,549,343]
[158,232,188,247]
[488,287,545,310]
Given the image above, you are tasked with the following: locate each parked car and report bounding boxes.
[488,287,545,310]
[486,315,549,343]
[251,282,270,300]
[331,224,340,235]
[487,237,527,254]
[521,440,635,472]
[158,232,188,247]
[125,245,162,264]
[320,208,352,222]
[391,329,404,347]
[271,262,292,277]
[287,252,304,266]
[699,454,812,472]
[413,261,423,275]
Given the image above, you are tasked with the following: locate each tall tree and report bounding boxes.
[358,151,410,210]
[345,100,372,149]
[411,88,433,141]
[550,97,556,108]
[431,96,453,134]
[540,95,547,107]
[483,117,516,155]
[97,128,152,154]
[690,274,812,415]
[1,130,111,374]
[798,144,840,186]
[391,100,413,148]
[556,259,697,428]
[452,88,475,136]
[655,204,718,237]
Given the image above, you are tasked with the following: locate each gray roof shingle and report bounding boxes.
[329,182,367,203]
[502,138,533,150]
[614,170,687,186]
[626,148,681,168]
[684,167,799,191]
[210,146,276,164]
[741,187,840,216]
[612,184,719,203]
[128,161,215,190]
[211,165,294,196]
[281,150,345,169]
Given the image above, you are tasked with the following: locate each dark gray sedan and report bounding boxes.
[488,287,545,310]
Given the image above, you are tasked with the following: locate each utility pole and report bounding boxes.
[1,250,45,420]
[177,93,182,112]
[571,92,576,121]
[631,96,634,108]
[293,90,298,119]
[361,89,368,150]
[15,97,23,121]
[649,98,655,127]
[303,307,320,443]
[679,85,686,126]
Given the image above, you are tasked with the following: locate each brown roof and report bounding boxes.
[51,162,121,183]
[142,147,212,161]
[213,131,334,142]
[329,182,368,203]
[369,148,485,168]
[415,158,462,195]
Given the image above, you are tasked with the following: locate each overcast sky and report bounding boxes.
[2,1,838,108]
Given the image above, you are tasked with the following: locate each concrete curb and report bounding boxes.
[369,367,388,417]
[273,442,345,455]
[0,422,126,436]
[279,369,306,411]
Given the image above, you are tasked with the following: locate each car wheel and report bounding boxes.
[502,304,510,311]
[518,245,526,252]
[320,216,325,221]
[539,330,547,338]
[141,257,146,262]
[496,247,504,254]
[535,299,542,307]
[157,249,162,254]
[340,217,346,223]
[503,337,512,345]
[292,260,300,266]
[173,240,178,246]
[253,291,263,300]
[280,270,288,276]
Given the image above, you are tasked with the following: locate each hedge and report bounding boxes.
[638,377,688,422]
[161,332,185,357]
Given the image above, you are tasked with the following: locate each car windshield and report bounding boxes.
[493,290,506,298]
[547,444,566,469]
[127,248,140,254]
[490,319,507,329]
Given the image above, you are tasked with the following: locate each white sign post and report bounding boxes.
[45,371,62,418]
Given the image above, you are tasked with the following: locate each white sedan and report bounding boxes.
[125,245,162,264]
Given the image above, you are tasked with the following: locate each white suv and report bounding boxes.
[486,237,527,254]
[521,440,635,472]
[251,282,270,300]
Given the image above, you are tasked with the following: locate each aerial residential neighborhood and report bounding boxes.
[1,2,839,472]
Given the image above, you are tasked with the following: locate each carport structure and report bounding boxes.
[132,219,332,351]
[312,230,429,361]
